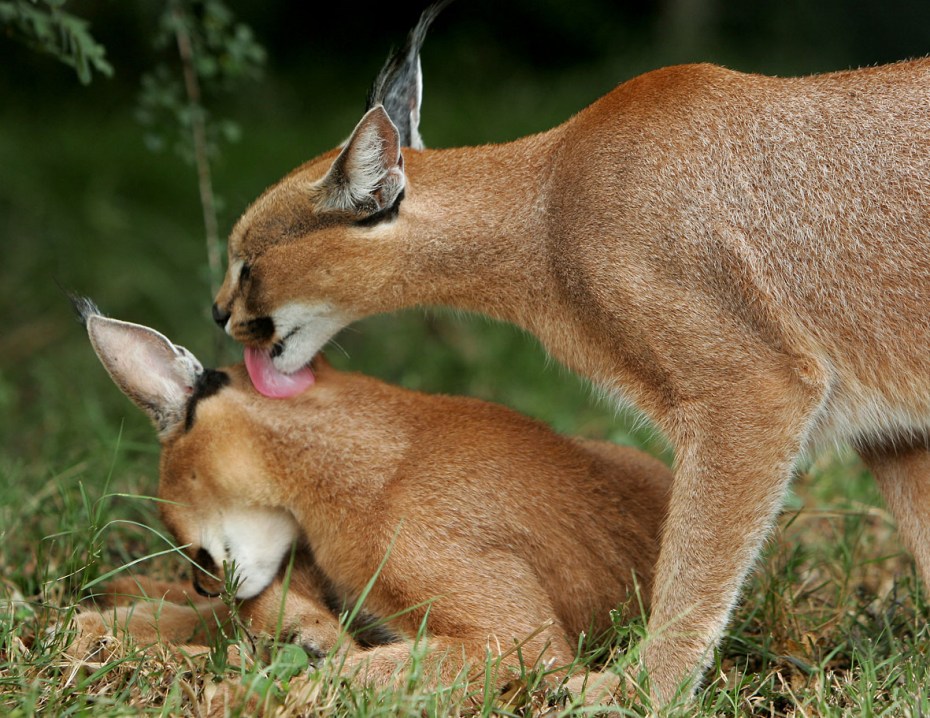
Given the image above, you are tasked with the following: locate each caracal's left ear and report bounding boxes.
[72,296,204,433]
[314,2,450,217]
[314,106,406,217]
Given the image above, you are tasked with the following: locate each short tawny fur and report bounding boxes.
[213,51,930,701]
[69,554,352,666]
[160,360,670,690]
[78,308,671,698]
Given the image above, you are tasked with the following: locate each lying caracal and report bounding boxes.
[78,299,671,697]
[210,4,930,701]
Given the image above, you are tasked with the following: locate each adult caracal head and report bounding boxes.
[79,297,671,693]
[213,3,930,703]
[211,3,445,379]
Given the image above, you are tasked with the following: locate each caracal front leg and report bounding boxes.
[239,570,355,660]
[858,439,930,588]
[644,367,825,704]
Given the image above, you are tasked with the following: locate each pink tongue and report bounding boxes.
[244,347,315,399]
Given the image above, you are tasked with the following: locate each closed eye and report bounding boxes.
[195,547,218,576]
[239,263,252,283]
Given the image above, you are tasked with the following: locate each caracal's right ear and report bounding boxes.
[72,296,204,433]
[312,2,451,218]
[365,0,451,150]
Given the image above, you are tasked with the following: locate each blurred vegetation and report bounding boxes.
[0,0,111,83]
[2,1,930,714]
[4,0,929,459]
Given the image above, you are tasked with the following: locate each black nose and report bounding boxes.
[212,303,230,328]
[195,547,218,573]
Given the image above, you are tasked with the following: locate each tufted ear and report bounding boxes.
[314,106,406,217]
[74,296,204,433]
[365,0,450,150]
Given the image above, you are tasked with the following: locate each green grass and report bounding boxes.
[2,57,930,717]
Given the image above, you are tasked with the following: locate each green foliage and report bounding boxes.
[0,0,112,84]
[135,0,267,296]
[136,0,266,165]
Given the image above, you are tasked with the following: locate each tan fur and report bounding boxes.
[158,359,669,691]
[69,553,353,664]
[213,56,930,700]
[67,565,355,718]
[79,320,671,698]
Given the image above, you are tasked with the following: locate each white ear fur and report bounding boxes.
[87,315,203,431]
[316,106,406,215]
[408,57,424,151]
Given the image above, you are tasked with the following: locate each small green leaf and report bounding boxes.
[272,642,311,677]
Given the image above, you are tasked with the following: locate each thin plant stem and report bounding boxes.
[171,0,222,298]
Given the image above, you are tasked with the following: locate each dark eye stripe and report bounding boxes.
[240,264,251,282]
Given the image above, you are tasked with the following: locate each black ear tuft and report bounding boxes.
[365,0,452,150]
[68,293,103,327]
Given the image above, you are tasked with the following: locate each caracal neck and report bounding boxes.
[398,127,566,329]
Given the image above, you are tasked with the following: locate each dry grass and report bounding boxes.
[3,449,930,717]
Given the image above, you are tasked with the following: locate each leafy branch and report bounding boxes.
[0,0,112,84]
[136,0,266,297]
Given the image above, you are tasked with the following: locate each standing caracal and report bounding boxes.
[210,4,930,701]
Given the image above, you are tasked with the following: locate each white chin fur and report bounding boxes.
[271,303,348,374]
[203,507,302,600]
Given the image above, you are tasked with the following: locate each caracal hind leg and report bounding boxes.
[644,368,824,704]
[858,439,930,588]
[338,553,578,693]
[89,575,213,608]
[340,623,574,695]
[68,597,230,658]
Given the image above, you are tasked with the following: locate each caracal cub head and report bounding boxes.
[76,297,300,600]
[212,5,445,377]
